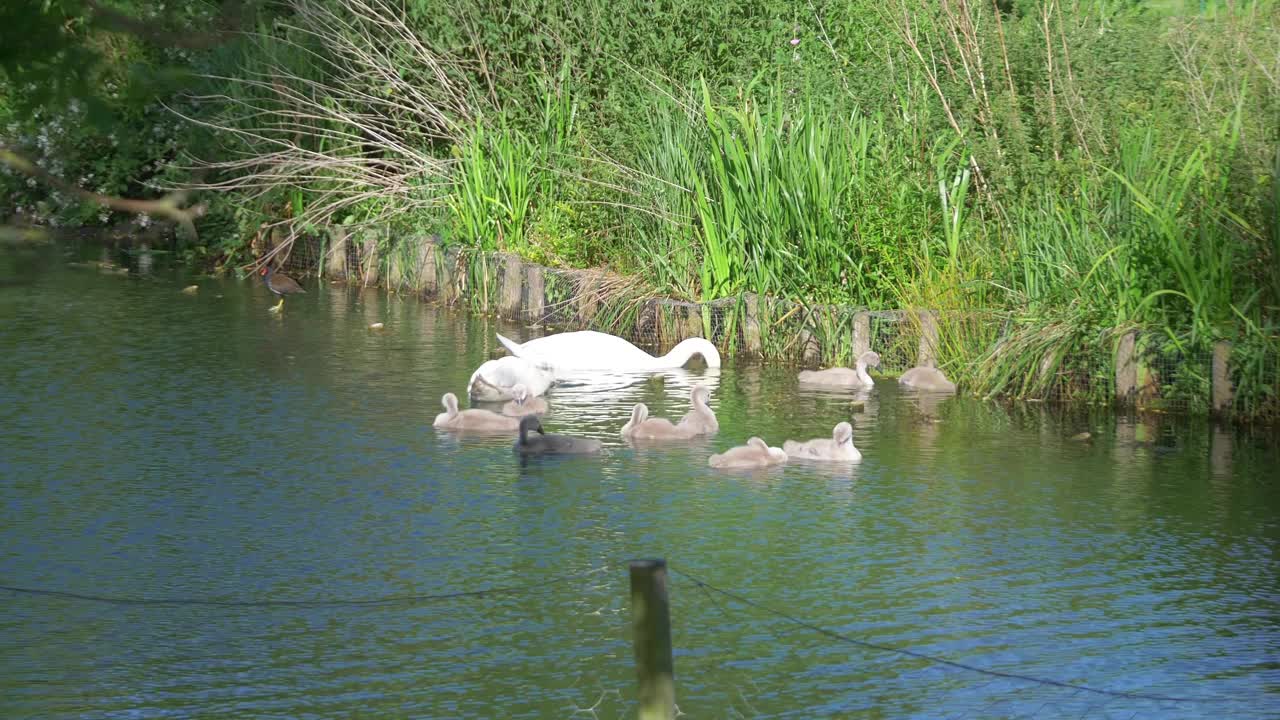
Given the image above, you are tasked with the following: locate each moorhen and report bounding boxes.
[512,416,602,455]
[259,264,305,313]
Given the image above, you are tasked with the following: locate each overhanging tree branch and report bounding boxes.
[0,147,206,240]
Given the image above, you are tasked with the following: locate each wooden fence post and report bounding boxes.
[361,229,381,287]
[916,310,939,368]
[742,294,762,355]
[500,253,524,319]
[1211,341,1233,415]
[630,559,676,720]
[326,227,348,280]
[440,246,461,305]
[852,311,871,358]
[525,264,545,322]
[417,236,439,296]
[1115,331,1137,405]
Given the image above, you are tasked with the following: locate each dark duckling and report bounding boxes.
[513,415,602,455]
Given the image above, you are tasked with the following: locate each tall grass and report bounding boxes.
[629,84,934,307]
[448,120,537,252]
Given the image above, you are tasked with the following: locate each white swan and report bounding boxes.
[620,403,694,440]
[501,384,548,417]
[783,422,861,462]
[675,385,718,436]
[468,356,555,402]
[433,392,519,432]
[708,437,788,470]
[899,366,957,392]
[496,330,721,371]
[798,351,882,389]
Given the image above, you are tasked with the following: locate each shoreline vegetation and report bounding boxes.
[2,0,1278,420]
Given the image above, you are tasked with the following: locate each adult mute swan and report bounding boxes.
[468,356,555,402]
[496,331,721,371]
[783,422,861,462]
[620,403,694,440]
[899,366,957,393]
[513,416,602,455]
[708,437,788,470]
[433,393,519,432]
[798,351,882,389]
[675,385,718,436]
[502,384,548,417]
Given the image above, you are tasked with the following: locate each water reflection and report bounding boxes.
[2,243,1278,719]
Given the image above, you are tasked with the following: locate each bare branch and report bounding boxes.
[0,147,205,240]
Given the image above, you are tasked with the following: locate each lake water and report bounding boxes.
[2,244,1278,719]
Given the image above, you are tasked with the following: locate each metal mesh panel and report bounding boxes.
[1141,336,1213,414]
[280,233,323,276]
[868,311,918,374]
[539,267,590,330]
[704,297,743,355]
[1044,336,1112,405]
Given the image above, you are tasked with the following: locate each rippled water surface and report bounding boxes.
[2,245,1278,719]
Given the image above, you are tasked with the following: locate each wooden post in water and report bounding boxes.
[1211,341,1233,416]
[326,227,348,280]
[1115,331,1138,405]
[499,253,524,319]
[525,264,545,322]
[630,559,675,720]
[682,303,703,341]
[852,311,871,358]
[742,293,762,355]
[361,229,381,287]
[387,244,405,292]
[440,246,462,305]
[916,310,940,368]
[416,235,439,295]
[800,328,821,365]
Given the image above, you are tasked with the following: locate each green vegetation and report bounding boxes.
[2,0,1278,418]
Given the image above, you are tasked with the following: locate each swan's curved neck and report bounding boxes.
[854,359,873,386]
[691,393,709,415]
[659,345,698,368]
[659,339,719,369]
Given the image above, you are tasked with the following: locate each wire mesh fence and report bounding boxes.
[275,232,1277,422]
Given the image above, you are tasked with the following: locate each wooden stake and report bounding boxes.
[1212,341,1233,415]
[630,559,675,720]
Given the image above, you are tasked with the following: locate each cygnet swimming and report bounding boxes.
[468,356,555,402]
[513,415,603,455]
[707,437,788,470]
[433,392,519,432]
[620,403,695,440]
[797,351,882,389]
[501,383,549,417]
[898,366,957,392]
[782,421,861,462]
[675,385,718,436]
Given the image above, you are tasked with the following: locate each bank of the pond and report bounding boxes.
[266,229,1272,423]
